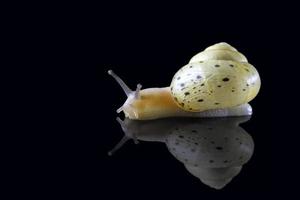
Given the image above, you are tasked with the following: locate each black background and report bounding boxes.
[16,1,283,198]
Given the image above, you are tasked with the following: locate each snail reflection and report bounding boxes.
[109,117,254,190]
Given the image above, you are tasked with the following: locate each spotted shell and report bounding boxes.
[170,42,261,112]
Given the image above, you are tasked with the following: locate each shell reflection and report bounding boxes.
[109,116,254,189]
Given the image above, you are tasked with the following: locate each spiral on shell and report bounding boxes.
[170,42,261,112]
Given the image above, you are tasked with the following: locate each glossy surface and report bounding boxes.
[31,6,277,197]
[109,116,254,189]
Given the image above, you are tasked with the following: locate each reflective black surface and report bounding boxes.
[96,110,273,194]
[108,117,254,190]
[93,31,274,193]
[38,4,275,196]
[100,114,272,194]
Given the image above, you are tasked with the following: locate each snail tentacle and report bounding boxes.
[116,105,124,113]
[134,84,142,99]
[108,70,132,96]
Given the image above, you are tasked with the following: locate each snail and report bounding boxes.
[108,116,254,189]
[108,42,260,120]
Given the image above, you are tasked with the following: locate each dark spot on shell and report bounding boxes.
[180,103,185,107]
[208,127,213,130]
[244,68,250,72]
[239,156,243,160]
[196,75,202,79]
[243,89,246,91]
[201,83,205,86]
[189,108,193,110]
[215,103,220,105]
[217,85,221,88]
[184,92,190,96]
[209,160,214,163]
[179,135,184,138]
[194,142,199,145]
[216,146,223,150]
[210,141,215,144]
[235,138,239,140]
[177,77,181,80]
[224,160,229,163]
[171,87,173,91]
[189,66,193,68]
[174,97,178,102]
[198,99,204,102]
[193,87,196,89]
[191,149,195,152]
[222,78,230,82]
[192,130,197,133]
[187,74,191,76]
[232,90,235,92]
[204,137,207,140]
[175,142,179,145]
[215,64,220,67]
[246,84,249,86]
[229,64,234,67]
[199,61,204,63]
[180,83,185,87]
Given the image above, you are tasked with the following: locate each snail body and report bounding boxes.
[108,42,260,120]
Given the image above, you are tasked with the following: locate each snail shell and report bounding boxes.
[171,42,261,112]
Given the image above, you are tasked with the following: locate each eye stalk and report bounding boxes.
[108,70,132,96]
[135,83,142,99]
[108,70,142,114]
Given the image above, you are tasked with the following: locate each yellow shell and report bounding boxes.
[170,42,261,112]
